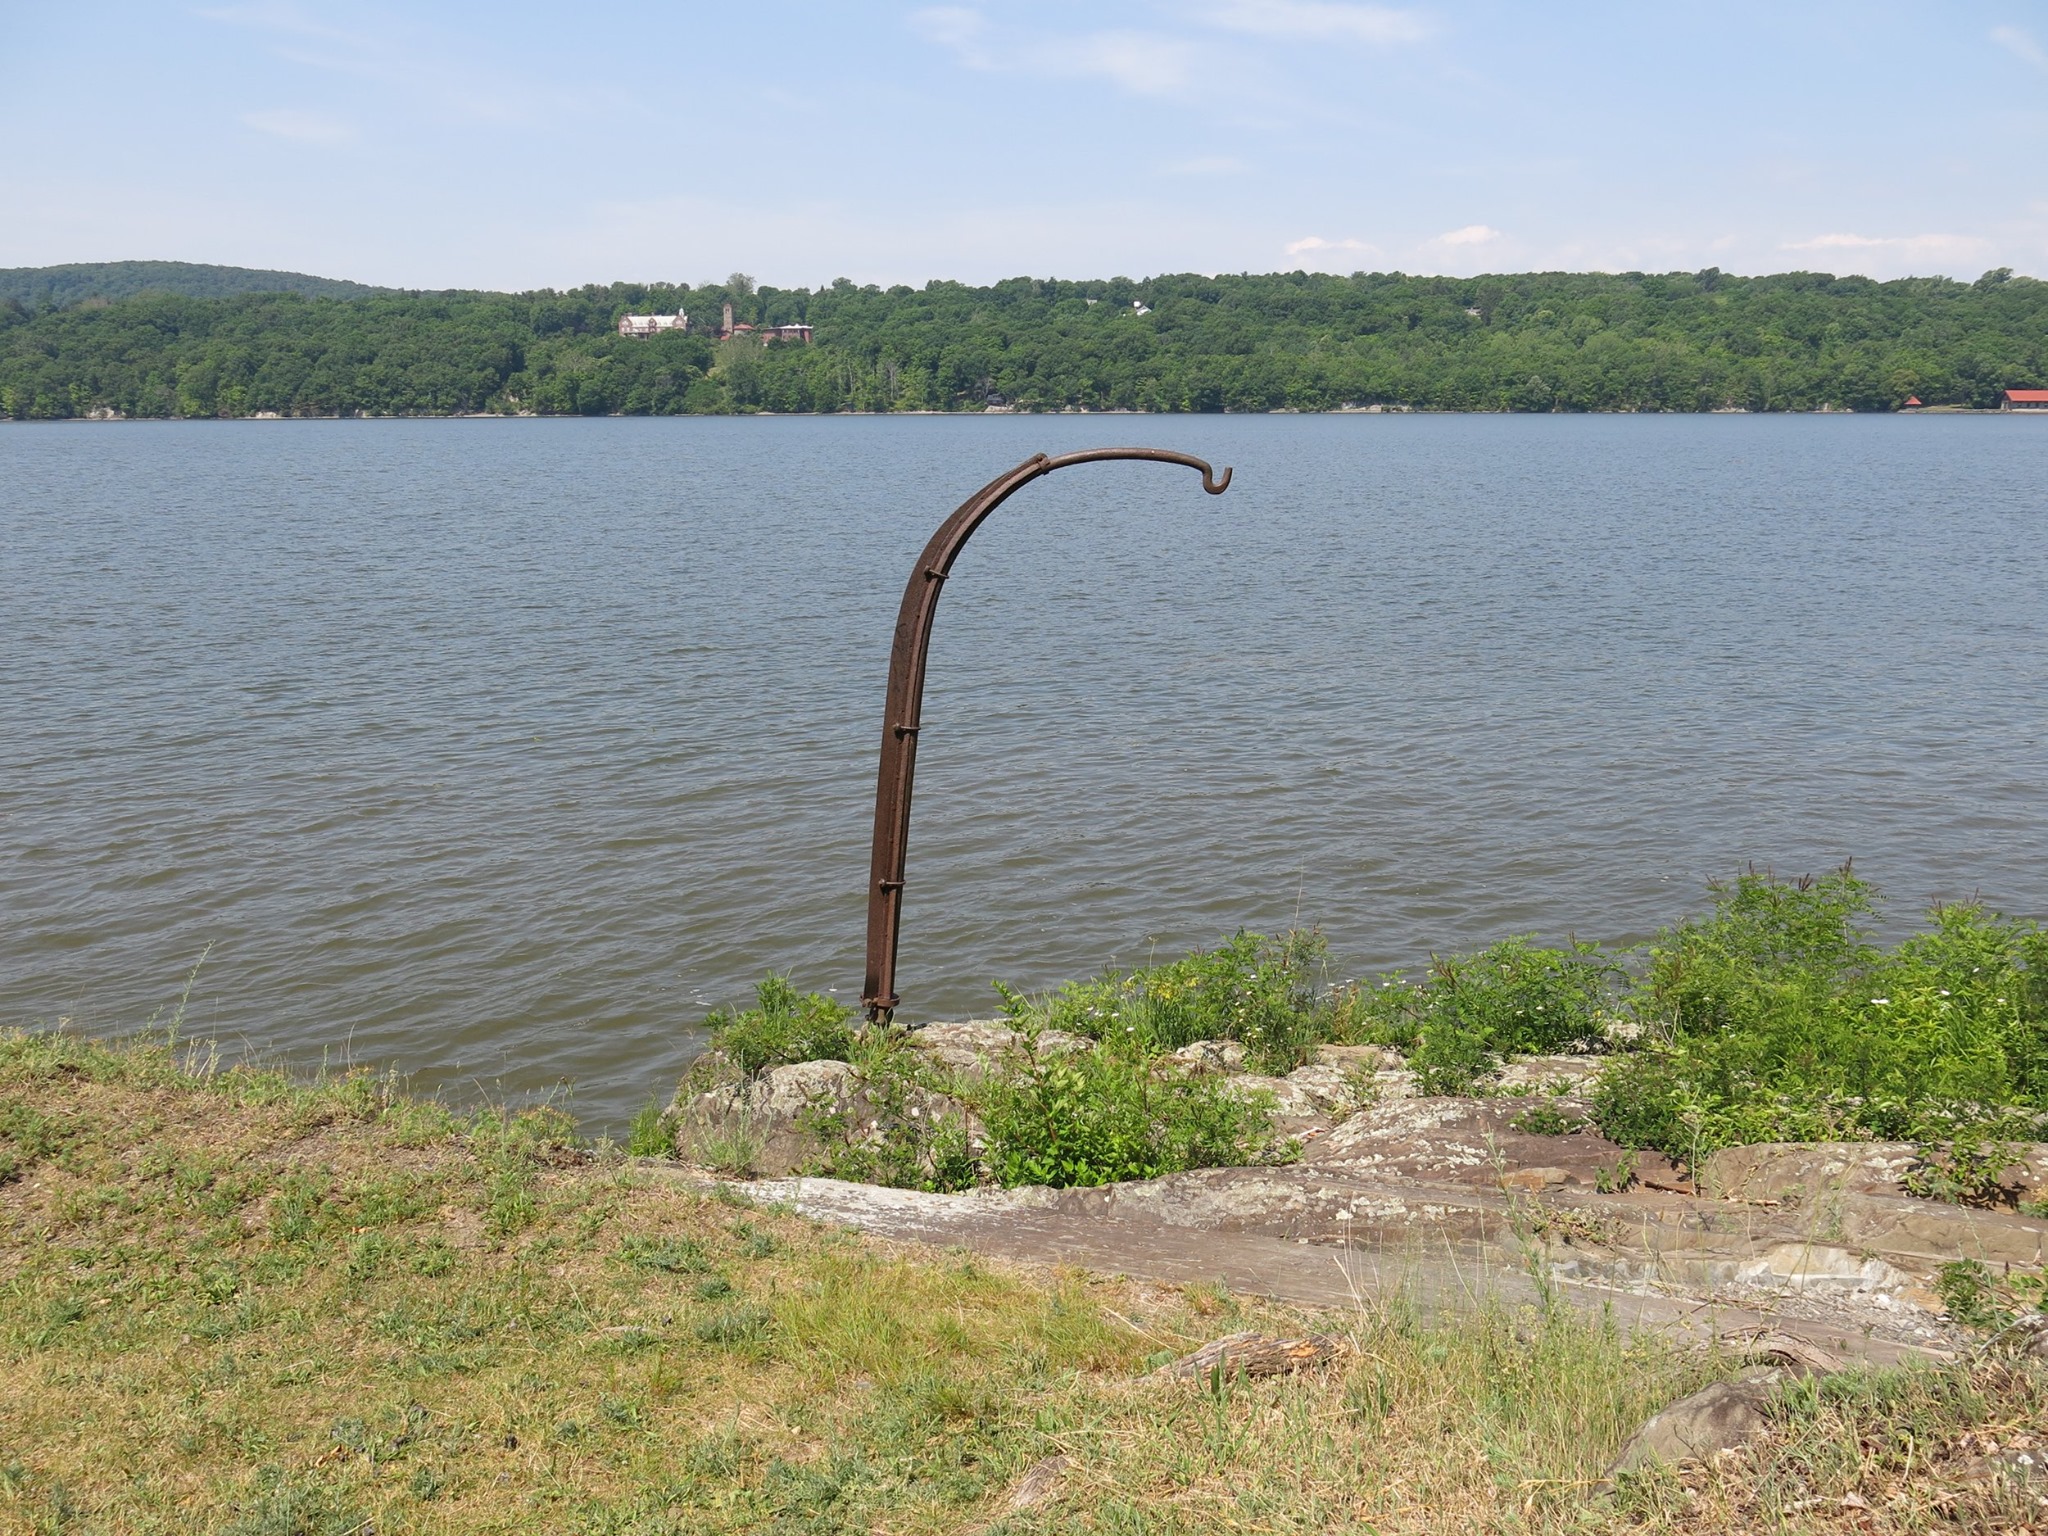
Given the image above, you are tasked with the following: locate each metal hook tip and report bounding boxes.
[1203,465,1234,495]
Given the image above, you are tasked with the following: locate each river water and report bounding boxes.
[4,414,2044,1129]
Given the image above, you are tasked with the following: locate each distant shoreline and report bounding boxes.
[9,267,2043,421]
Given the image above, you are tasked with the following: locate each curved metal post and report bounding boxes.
[861,447,1233,1021]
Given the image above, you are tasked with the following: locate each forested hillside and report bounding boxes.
[4,266,2044,419]
[0,261,388,310]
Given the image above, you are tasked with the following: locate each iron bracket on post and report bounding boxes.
[860,447,1233,1022]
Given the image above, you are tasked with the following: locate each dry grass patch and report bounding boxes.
[1,1029,2042,1535]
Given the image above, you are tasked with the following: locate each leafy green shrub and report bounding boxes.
[974,1037,1280,1188]
[1006,931,1331,1075]
[1342,937,1619,1092]
[1591,872,2048,1162]
[705,975,855,1079]
[1637,865,1875,1040]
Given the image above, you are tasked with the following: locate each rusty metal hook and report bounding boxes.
[859,447,1235,1022]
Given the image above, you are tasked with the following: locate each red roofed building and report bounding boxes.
[2003,389,2048,411]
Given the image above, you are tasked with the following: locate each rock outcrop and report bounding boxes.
[663,1021,2045,1357]
[674,1057,975,1179]
[907,1020,1092,1081]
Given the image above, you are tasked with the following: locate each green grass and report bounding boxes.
[4,1028,2045,1533]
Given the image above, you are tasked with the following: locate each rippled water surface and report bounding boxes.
[4,414,2045,1128]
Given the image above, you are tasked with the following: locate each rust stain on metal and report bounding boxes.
[861,448,1233,1022]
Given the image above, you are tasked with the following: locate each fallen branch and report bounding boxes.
[1152,1330,1342,1381]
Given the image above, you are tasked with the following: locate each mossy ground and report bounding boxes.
[3,1030,2044,1535]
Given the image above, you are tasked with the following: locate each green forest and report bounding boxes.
[4,263,2045,419]
[0,261,387,310]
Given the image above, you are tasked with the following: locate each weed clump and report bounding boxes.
[619,1235,710,1274]
[1336,937,1619,1092]
[795,1041,981,1194]
[625,1097,670,1157]
[704,975,856,1078]
[1004,930,1330,1075]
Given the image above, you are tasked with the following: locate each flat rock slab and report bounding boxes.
[1302,1093,1683,1190]
[645,1167,1947,1367]
[1704,1140,2048,1205]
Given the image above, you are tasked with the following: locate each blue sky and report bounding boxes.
[6,1,2047,289]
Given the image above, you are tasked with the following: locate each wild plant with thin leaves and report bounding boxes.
[1000,930,1332,1075]
[1337,937,1620,1093]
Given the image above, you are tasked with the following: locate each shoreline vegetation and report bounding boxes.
[678,869,2048,1202]
[4,261,2045,421]
[4,867,2047,1529]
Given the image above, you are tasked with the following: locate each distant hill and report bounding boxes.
[4,268,2046,417]
[0,261,390,309]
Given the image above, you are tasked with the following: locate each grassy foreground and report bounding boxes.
[4,1031,2046,1535]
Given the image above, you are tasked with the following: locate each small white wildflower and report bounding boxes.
[1870,998,1890,1006]
[1939,989,1951,997]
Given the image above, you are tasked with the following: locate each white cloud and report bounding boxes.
[195,3,356,46]
[241,108,354,144]
[911,8,1198,96]
[1432,223,1501,246]
[1991,24,2047,69]
[1065,31,1200,95]
[201,4,549,125]
[1202,1,1432,45]
[1286,234,1377,255]
[910,6,988,61]
[1783,231,1990,264]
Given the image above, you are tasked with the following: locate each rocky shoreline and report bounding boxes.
[664,1019,2048,1361]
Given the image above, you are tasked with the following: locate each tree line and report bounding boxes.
[0,260,387,310]
[3,265,2044,420]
